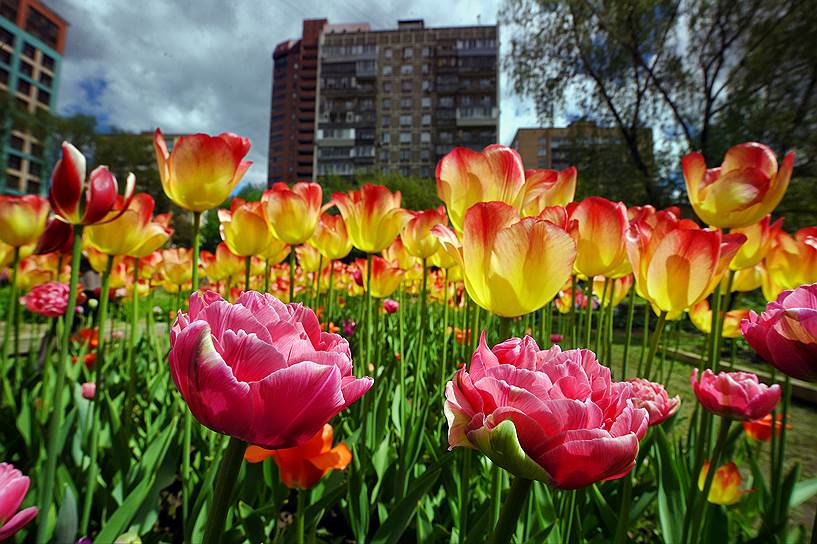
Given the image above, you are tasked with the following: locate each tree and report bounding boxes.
[317,171,443,212]
[503,0,816,209]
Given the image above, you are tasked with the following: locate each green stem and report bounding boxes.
[296,489,307,544]
[689,418,731,544]
[398,286,406,438]
[774,377,792,534]
[289,247,296,302]
[570,275,577,349]
[80,254,113,535]
[440,268,449,393]
[643,311,667,380]
[183,211,202,531]
[613,470,634,544]
[244,255,251,291]
[315,256,323,313]
[202,436,246,544]
[263,258,270,293]
[327,261,334,322]
[126,259,140,402]
[584,279,594,346]
[36,225,83,544]
[1,246,20,373]
[411,259,428,418]
[459,448,472,540]
[637,303,650,376]
[709,282,722,371]
[490,476,532,544]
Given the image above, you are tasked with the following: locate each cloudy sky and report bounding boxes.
[43,0,546,186]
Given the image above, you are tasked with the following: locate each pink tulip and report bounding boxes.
[741,283,817,382]
[691,369,780,420]
[383,299,399,314]
[0,463,38,541]
[445,333,648,489]
[169,291,373,449]
[627,379,680,426]
[20,281,72,318]
[81,382,96,400]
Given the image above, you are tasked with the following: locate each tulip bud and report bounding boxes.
[383,299,399,313]
[81,382,96,400]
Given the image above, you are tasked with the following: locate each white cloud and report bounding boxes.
[45,0,542,185]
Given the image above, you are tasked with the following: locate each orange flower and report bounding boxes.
[687,300,751,338]
[567,197,630,278]
[593,274,634,308]
[382,237,418,271]
[85,193,172,257]
[153,128,251,212]
[0,194,49,248]
[244,424,351,489]
[263,182,323,245]
[728,215,782,271]
[683,142,793,229]
[763,228,817,300]
[402,206,448,259]
[355,256,404,298]
[742,414,791,442]
[308,213,352,261]
[73,328,99,349]
[218,198,273,257]
[454,327,472,345]
[625,210,745,317]
[436,144,527,233]
[333,184,409,253]
[433,201,576,318]
[698,461,752,505]
[521,166,577,216]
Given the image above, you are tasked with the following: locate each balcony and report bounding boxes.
[456,107,498,127]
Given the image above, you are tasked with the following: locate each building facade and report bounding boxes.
[268,19,498,185]
[0,0,67,194]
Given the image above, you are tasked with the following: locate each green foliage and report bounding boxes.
[318,170,443,211]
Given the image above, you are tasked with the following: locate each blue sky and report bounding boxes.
[44,0,555,187]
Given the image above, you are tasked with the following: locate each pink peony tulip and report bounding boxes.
[741,283,817,382]
[383,299,399,314]
[20,281,72,317]
[0,462,38,541]
[691,369,780,420]
[169,291,373,449]
[627,379,681,426]
[445,333,648,489]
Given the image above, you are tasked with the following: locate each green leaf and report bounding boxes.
[655,426,685,544]
[467,420,551,483]
[55,483,78,544]
[588,484,616,533]
[789,476,817,508]
[370,454,453,544]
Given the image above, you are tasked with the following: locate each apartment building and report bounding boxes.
[268,18,498,184]
[0,0,67,194]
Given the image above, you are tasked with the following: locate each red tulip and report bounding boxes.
[169,291,372,449]
[741,283,817,382]
[742,414,790,442]
[691,369,780,420]
[445,333,648,489]
[383,299,399,314]
[521,166,577,216]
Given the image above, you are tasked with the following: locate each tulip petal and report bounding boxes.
[0,506,38,541]
[467,419,552,483]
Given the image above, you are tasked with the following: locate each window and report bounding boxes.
[19,61,33,77]
[381,116,391,127]
[0,49,9,64]
[422,46,431,57]
[538,136,546,145]
[439,97,454,108]
[382,132,391,144]
[421,114,431,126]
[16,79,31,95]
[399,132,411,144]
[0,67,8,85]
[400,97,412,109]
[420,131,431,143]
[537,147,546,157]
[403,47,413,59]
[41,54,55,71]
[420,149,431,161]
[10,135,23,150]
[379,149,389,162]
[384,47,392,59]
[400,149,411,162]
[400,166,410,176]
[401,79,412,92]
[8,154,22,169]
[28,161,42,177]
[25,7,59,49]
[422,63,430,75]
[37,88,50,105]
[30,142,42,157]
[382,65,392,76]
[421,97,431,109]
[0,27,14,47]
[421,80,432,92]
[400,114,411,126]
[382,98,391,110]
[22,42,35,59]
[382,81,392,93]
[400,64,413,75]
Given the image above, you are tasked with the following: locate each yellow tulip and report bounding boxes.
[333,184,409,254]
[263,182,323,245]
[218,199,273,257]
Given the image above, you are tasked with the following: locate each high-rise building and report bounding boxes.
[268,19,327,185]
[0,0,68,194]
[267,19,498,185]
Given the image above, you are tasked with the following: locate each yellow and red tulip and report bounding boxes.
[762,228,817,300]
[688,300,750,338]
[625,210,745,317]
[402,206,448,259]
[682,142,793,229]
[153,128,251,212]
[263,182,323,245]
[697,461,752,505]
[567,197,630,278]
[355,256,404,298]
[333,184,409,253]
[85,193,172,257]
[382,237,417,271]
[521,166,577,216]
[728,215,782,271]
[308,213,352,261]
[433,201,576,318]
[218,198,273,257]
[436,144,527,233]
[593,274,634,307]
[0,194,49,248]
[159,248,194,287]
[296,244,323,274]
